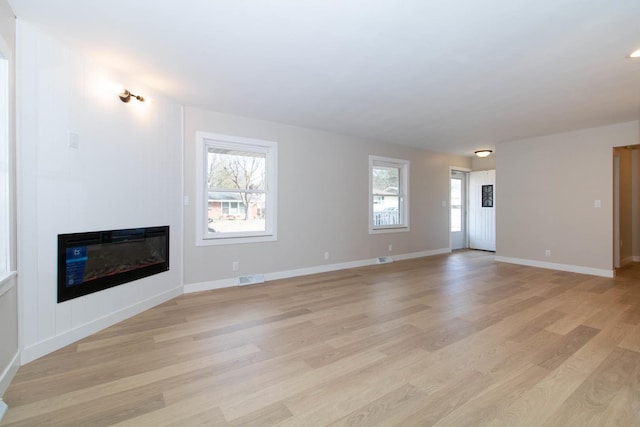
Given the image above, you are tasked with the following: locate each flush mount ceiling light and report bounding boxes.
[118,89,145,103]
[628,48,640,58]
[474,150,493,158]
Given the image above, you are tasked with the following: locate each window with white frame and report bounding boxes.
[196,132,277,245]
[369,156,409,233]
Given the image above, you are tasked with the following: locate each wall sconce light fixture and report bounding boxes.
[474,150,493,158]
[118,89,145,103]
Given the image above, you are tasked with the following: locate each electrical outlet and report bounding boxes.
[388,244,393,252]
[545,250,551,257]
[324,252,329,260]
[232,261,239,271]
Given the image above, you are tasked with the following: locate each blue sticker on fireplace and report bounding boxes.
[65,246,88,287]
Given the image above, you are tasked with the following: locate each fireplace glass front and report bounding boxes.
[57,226,169,303]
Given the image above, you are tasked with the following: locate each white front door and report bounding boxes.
[469,170,496,251]
[450,170,467,250]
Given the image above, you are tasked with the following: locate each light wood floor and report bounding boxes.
[3,251,640,426]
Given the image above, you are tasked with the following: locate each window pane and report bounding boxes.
[372,166,399,194]
[198,132,277,245]
[451,178,462,232]
[207,146,266,191]
[373,195,400,226]
[451,207,461,232]
[369,156,409,232]
[208,191,266,233]
[371,164,401,226]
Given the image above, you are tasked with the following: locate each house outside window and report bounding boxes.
[214,198,247,217]
[220,201,246,216]
[369,155,409,233]
[196,132,277,245]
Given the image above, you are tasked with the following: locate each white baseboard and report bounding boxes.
[394,248,451,261]
[21,286,183,364]
[184,248,451,294]
[0,271,17,298]
[633,256,640,262]
[621,256,634,267]
[494,256,614,278]
[266,258,378,282]
[183,277,238,293]
[0,399,7,424]
[0,351,19,396]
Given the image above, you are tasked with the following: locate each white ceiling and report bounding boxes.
[9,0,640,155]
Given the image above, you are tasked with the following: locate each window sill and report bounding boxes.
[0,271,17,297]
[196,234,277,246]
[369,226,410,235]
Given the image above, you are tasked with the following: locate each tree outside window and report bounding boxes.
[207,146,265,233]
[196,132,277,245]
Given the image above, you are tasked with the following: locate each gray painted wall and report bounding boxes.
[497,121,639,271]
[471,155,495,171]
[183,106,471,286]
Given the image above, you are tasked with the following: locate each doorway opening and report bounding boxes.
[612,145,640,271]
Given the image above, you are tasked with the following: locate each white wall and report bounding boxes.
[0,280,17,395]
[496,121,640,276]
[183,106,471,290]
[16,21,183,363]
[0,0,18,397]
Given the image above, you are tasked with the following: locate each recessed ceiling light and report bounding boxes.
[628,49,640,58]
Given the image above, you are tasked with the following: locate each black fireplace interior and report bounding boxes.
[58,226,169,303]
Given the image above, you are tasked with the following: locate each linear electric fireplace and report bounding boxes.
[58,226,169,303]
